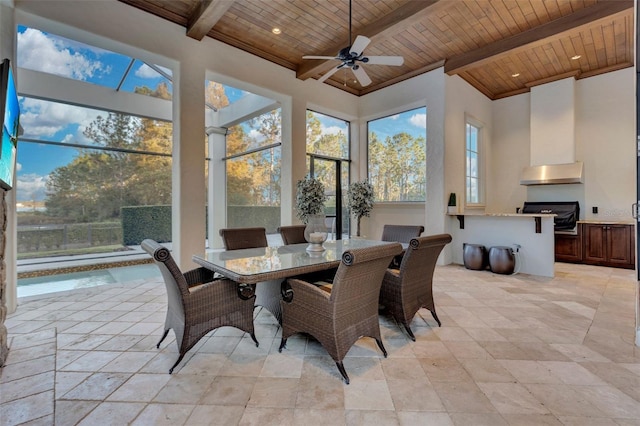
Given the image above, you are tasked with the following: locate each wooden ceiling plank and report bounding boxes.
[444,0,633,75]
[296,0,439,80]
[187,0,236,41]
[525,69,581,88]
[578,62,632,79]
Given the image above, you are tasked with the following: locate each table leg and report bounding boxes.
[254,279,283,324]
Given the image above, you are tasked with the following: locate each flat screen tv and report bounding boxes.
[0,58,19,190]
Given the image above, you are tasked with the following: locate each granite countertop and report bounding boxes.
[578,219,635,225]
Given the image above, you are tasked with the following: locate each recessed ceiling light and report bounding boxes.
[272,28,281,35]
[571,55,581,60]
[511,73,520,78]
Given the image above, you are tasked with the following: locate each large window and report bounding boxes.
[205,80,281,233]
[306,110,350,237]
[16,25,173,262]
[465,118,484,206]
[367,107,426,202]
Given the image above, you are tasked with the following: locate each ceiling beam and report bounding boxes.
[187,0,236,41]
[296,0,439,81]
[444,0,633,75]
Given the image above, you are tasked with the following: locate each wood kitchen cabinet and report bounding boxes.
[582,223,635,269]
[554,233,582,263]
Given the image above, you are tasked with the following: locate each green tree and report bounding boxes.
[368,131,426,202]
[45,83,174,222]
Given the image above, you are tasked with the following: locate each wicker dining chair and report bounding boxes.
[381,224,425,268]
[381,224,425,243]
[379,234,452,341]
[141,239,258,373]
[279,242,403,384]
[277,225,306,245]
[219,227,268,250]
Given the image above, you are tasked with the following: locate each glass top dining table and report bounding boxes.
[192,239,400,284]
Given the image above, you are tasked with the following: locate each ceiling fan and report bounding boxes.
[302,0,404,87]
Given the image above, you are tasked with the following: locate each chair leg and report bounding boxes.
[430,309,442,327]
[375,338,388,358]
[169,353,185,374]
[335,361,350,385]
[250,332,259,347]
[278,338,287,352]
[402,323,416,341]
[157,329,170,349]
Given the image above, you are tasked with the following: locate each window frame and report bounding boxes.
[465,115,485,208]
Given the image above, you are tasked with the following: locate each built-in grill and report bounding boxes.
[522,201,580,235]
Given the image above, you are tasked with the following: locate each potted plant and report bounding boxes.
[347,181,374,237]
[296,176,328,247]
[447,192,457,214]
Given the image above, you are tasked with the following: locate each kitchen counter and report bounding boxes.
[448,212,555,234]
[448,213,555,277]
[578,219,635,225]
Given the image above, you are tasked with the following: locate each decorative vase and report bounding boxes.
[304,214,328,252]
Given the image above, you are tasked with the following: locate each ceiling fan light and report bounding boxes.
[271,28,281,35]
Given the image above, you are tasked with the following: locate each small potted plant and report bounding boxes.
[447,193,457,214]
[347,180,374,237]
[295,176,328,248]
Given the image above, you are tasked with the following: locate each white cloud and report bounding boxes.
[390,114,400,120]
[134,63,159,79]
[17,28,105,80]
[19,99,102,140]
[135,63,173,79]
[248,129,265,142]
[409,113,427,129]
[16,162,22,172]
[322,125,345,135]
[16,172,48,202]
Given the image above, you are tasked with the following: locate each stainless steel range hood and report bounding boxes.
[520,161,584,185]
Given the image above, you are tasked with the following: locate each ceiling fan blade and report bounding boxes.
[317,66,341,83]
[303,55,338,60]
[352,66,372,87]
[349,35,371,56]
[364,56,404,66]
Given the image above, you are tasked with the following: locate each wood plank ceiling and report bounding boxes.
[117,0,634,99]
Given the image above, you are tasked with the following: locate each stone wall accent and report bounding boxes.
[0,189,8,366]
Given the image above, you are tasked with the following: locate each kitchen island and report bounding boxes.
[448,213,556,277]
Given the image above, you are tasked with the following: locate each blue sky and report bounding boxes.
[368,107,427,142]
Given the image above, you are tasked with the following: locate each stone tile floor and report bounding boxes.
[2,263,640,425]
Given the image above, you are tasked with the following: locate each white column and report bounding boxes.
[172,62,206,268]
[206,126,227,249]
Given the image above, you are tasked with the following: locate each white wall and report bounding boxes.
[576,69,635,222]
[444,74,493,212]
[491,94,530,212]
[491,69,635,222]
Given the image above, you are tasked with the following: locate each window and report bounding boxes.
[465,118,483,205]
[16,25,174,263]
[17,99,172,259]
[205,80,281,233]
[367,107,426,202]
[306,110,350,236]
[18,25,172,99]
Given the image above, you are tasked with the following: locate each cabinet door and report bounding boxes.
[607,225,634,267]
[554,233,582,263]
[583,224,607,263]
